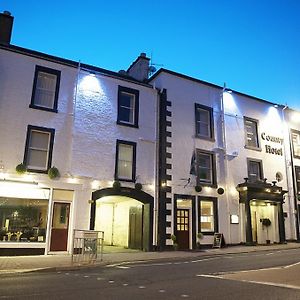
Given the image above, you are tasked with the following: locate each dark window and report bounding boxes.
[291,130,300,158]
[195,104,214,140]
[115,140,136,182]
[23,125,55,173]
[198,197,218,235]
[295,166,300,198]
[196,150,217,186]
[117,86,139,127]
[30,66,61,112]
[244,117,260,149]
[247,158,263,182]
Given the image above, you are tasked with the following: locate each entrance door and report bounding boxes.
[176,209,190,250]
[128,206,143,249]
[50,202,70,251]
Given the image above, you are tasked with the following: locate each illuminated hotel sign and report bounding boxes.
[261,132,284,156]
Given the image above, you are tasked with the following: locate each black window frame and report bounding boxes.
[291,129,300,159]
[115,139,137,182]
[29,65,61,113]
[195,103,214,141]
[196,149,217,187]
[117,86,139,128]
[295,166,300,198]
[244,116,261,151]
[23,125,55,173]
[198,196,218,235]
[247,158,264,182]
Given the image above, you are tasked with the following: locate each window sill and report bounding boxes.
[115,178,135,183]
[116,121,139,128]
[195,135,215,142]
[29,104,58,113]
[244,145,262,152]
[26,168,48,174]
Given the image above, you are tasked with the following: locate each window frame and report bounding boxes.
[29,65,61,113]
[244,116,261,151]
[247,158,264,182]
[295,166,300,198]
[23,125,55,173]
[198,196,218,235]
[291,129,300,159]
[196,149,217,187]
[115,139,137,182]
[195,103,214,140]
[117,86,139,128]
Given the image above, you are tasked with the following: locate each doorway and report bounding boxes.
[176,209,190,250]
[128,206,144,249]
[50,202,70,251]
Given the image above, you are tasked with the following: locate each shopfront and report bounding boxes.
[0,180,50,255]
[237,179,286,245]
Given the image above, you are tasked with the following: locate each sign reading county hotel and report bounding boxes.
[261,132,284,156]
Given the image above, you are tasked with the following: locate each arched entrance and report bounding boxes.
[90,187,154,251]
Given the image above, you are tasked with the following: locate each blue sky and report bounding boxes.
[2,1,300,110]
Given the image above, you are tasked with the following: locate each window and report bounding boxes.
[247,159,263,182]
[291,130,300,158]
[23,125,55,172]
[195,104,214,140]
[117,86,139,127]
[244,117,260,149]
[115,140,136,181]
[196,150,216,186]
[199,197,218,234]
[30,65,61,112]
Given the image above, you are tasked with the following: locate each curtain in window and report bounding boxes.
[118,144,133,179]
[34,72,56,108]
[28,131,50,169]
[200,201,214,232]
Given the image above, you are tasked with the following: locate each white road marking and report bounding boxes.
[116,266,130,269]
[65,273,69,275]
[123,283,129,286]
[159,289,166,293]
[84,275,89,278]
[139,286,146,289]
[181,294,190,297]
[109,280,114,283]
[97,277,104,280]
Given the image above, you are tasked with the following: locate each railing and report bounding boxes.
[71,229,104,265]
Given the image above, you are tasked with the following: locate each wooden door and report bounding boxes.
[50,202,70,251]
[128,206,143,250]
[176,209,190,250]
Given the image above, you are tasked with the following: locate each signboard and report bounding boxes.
[212,233,224,248]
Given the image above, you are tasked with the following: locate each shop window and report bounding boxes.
[23,125,55,173]
[117,86,139,128]
[30,65,61,112]
[196,150,216,186]
[247,158,263,182]
[115,140,136,182]
[244,117,260,149]
[291,130,300,158]
[199,198,218,234]
[0,197,48,243]
[195,103,214,140]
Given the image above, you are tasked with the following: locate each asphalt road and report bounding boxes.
[1,248,300,299]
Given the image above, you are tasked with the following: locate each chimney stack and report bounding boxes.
[127,52,150,82]
[0,11,14,45]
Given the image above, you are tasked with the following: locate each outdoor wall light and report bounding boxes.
[161,181,167,187]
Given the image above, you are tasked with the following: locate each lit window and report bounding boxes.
[117,86,139,127]
[244,117,260,149]
[196,150,216,186]
[24,125,55,172]
[195,104,214,139]
[291,130,300,158]
[199,199,217,233]
[247,159,263,182]
[115,140,136,181]
[30,66,60,112]
[295,166,300,197]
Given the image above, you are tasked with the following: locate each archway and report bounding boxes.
[90,187,154,251]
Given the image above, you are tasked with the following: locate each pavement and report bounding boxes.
[1,243,300,276]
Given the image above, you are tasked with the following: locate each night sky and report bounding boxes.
[2,0,300,110]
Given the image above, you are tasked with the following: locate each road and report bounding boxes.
[1,248,300,299]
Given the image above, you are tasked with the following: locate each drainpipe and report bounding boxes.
[281,106,300,241]
[220,85,231,244]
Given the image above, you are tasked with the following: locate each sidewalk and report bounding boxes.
[1,243,300,275]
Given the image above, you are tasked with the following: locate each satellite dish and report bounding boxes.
[148,66,157,74]
[275,172,283,182]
